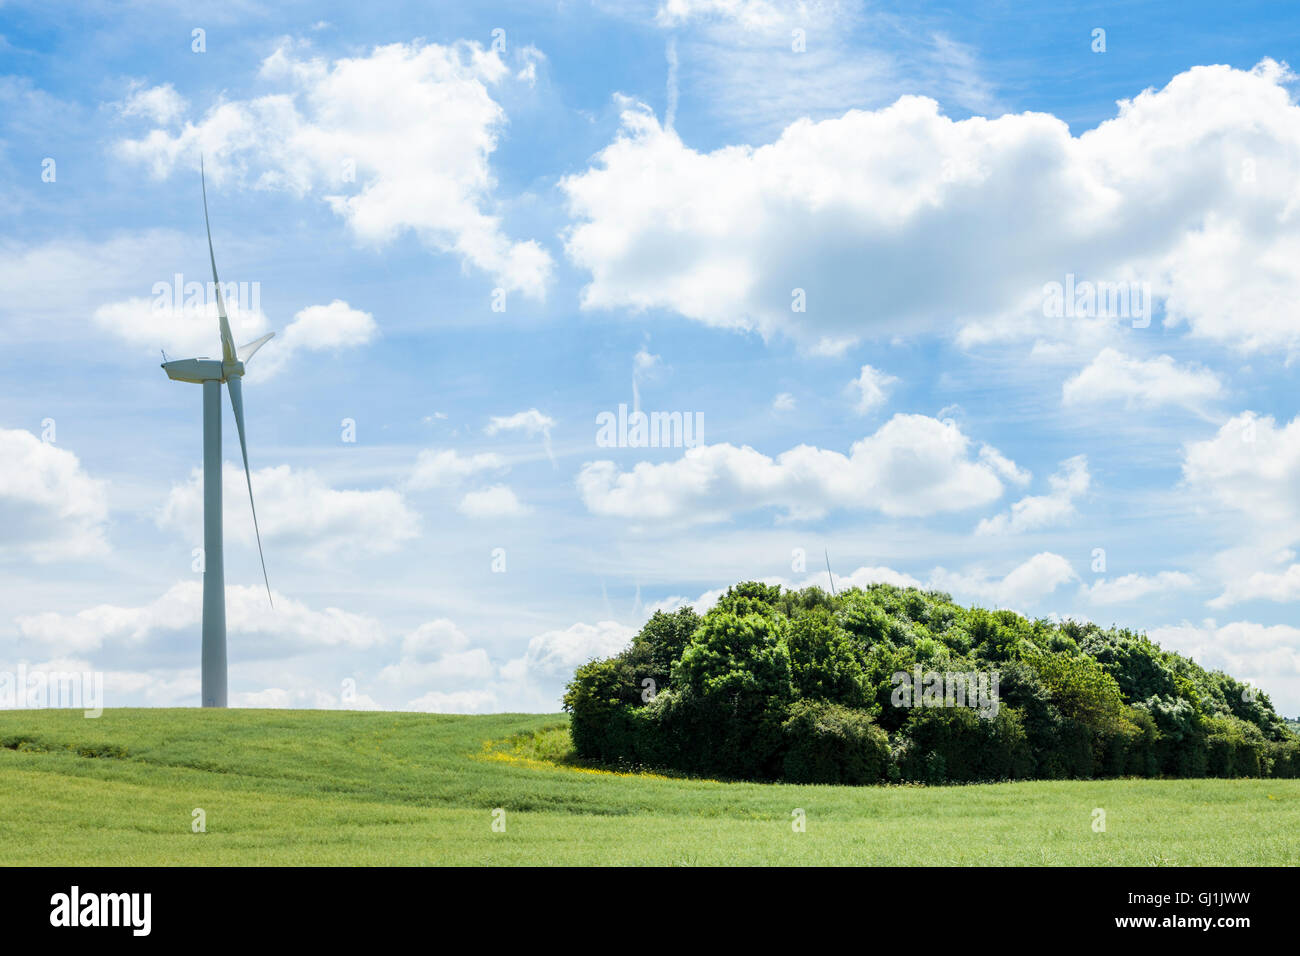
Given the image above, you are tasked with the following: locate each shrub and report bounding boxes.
[898,705,1032,783]
[563,579,1296,784]
[780,700,890,784]
[785,610,872,709]
[622,608,701,697]
[675,607,792,702]
[563,659,636,760]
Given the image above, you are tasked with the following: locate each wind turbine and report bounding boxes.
[162,159,274,708]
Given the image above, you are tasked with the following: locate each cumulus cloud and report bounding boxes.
[485,408,556,438]
[408,448,507,490]
[562,61,1300,353]
[160,463,419,558]
[253,299,377,377]
[977,455,1089,535]
[115,41,552,296]
[1149,620,1300,714]
[929,552,1078,609]
[1081,571,1196,605]
[395,617,638,712]
[578,413,1017,524]
[117,82,188,125]
[648,555,1072,617]
[92,297,375,379]
[16,581,386,656]
[1183,412,1300,532]
[498,619,637,706]
[93,297,270,359]
[1063,348,1224,412]
[849,364,897,414]
[0,428,109,561]
[379,619,495,687]
[458,484,528,518]
[1209,563,1300,608]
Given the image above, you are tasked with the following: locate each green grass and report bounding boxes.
[0,708,1296,865]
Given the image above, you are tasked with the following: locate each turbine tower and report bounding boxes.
[162,159,274,707]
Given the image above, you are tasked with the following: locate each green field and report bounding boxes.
[1,708,1296,866]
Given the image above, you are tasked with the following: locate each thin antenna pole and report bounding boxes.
[825,548,837,596]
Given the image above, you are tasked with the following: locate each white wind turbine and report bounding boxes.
[162,159,274,707]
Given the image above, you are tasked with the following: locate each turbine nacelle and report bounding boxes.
[161,358,245,384]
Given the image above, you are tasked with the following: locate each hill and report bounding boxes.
[0,708,1298,865]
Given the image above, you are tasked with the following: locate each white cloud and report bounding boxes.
[578,413,1016,524]
[499,619,637,707]
[772,392,796,412]
[92,297,375,379]
[458,484,527,518]
[929,552,1077,609]
[117,82,188,125]
[0,428,109,562]
[655,0,785,29]
[1149,620,1300,714]
[977,455,1089,535]
[15,581,386,656]
[646,555,1071,618]
[562,61,1300,353]
[1183,412,1300,532]
[408,449,507,490]
[485,408,556,438]
[485,408,556,464]
[397,617,638,713]
[849,364,897,414]
[379,618,494,687]
[0,231,224,351]
[160,463,419,558]
[253,299,377,377]
[1063,348,1224,411]
[1082,571,1196,605]
[116,41,552,297]
[1209,563,1300,608]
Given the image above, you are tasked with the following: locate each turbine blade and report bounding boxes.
[226,374,273,608]
[201,157,238,366]
[238,332,275,363]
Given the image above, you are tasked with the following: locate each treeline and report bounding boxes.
[563,582,1300,784]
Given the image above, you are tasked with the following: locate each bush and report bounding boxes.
[563,579,1297,784]
[780,700,890,784]
[622,608,700,698]
[785,610,872,708]
[898,705,1032,783]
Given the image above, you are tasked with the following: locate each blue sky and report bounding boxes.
[2,0,1300,715]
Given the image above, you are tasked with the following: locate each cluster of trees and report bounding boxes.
[563,582,1300,784]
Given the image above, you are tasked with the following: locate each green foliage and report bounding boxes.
[675,607,792,701]
[898,705,1033,783]
[1022,647,1127,732]
[564,579,1295,784]
[562,659,639,762]
[622,607,700,696]
[785,609,872,709]
[781,700,889,784]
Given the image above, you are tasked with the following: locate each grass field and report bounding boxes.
[0,708,1297,866]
